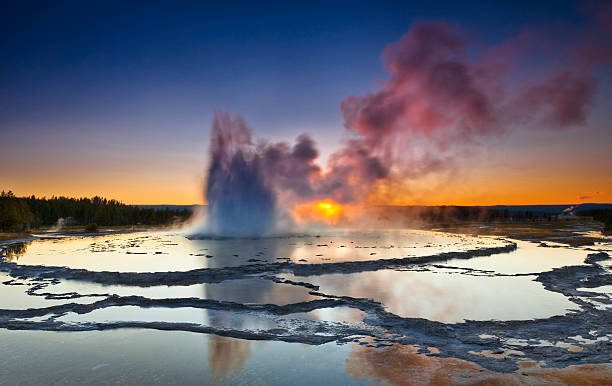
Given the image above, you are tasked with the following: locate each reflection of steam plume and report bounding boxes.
[346,344,612,385]
[202,240,298,375]
[208,336,251,378]
[203,7,611,233]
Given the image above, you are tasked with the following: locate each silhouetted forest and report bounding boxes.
[374,205,552,224]
[3,190,610,234]
[576,209,612,234]
[0,191,192,232]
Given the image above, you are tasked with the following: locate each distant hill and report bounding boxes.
[480,205,570,215]
[573,203,612,214]
[482,204,612,215]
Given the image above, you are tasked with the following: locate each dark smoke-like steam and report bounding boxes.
[203,7,611,235]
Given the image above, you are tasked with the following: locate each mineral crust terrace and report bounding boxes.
[1,235,611,373]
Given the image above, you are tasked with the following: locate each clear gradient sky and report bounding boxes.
[1,1,611,205]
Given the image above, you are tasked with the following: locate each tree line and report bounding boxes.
[576,209,612,234]
[374,205,551,224]
[0,191,192,232]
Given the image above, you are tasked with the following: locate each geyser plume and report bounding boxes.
[202,9,611,235]
[205,112,276,236]
[203,109,387,235]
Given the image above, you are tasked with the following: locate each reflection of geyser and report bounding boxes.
[204,111,276,237]
[201,239,296,377]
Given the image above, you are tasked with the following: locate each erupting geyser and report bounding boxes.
[205,111,277,236]
[201,109,368,236]
[201,15,611,237]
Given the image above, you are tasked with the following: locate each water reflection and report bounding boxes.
[0,330,364,385]
[0,242,29,262]
[286,267,578,322]
[346,344,612,385]
[6,230,503,272]
[208,336,251,378]
[203,238,298,377]
[2,230,606,382]
[346,344,485,385]
[441,240,588,274]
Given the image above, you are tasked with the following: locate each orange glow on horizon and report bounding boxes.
[3,156,611,206]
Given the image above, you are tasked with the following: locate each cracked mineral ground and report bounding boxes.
[1,223,611,384]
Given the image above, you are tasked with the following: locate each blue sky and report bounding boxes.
[2,0,609,204]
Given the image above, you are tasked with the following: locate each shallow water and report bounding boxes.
[0,330,376,385]
[439,239,589,274]
[10,230,506,272]
[1,228,611,383]
[43,276,320,305]
[282,268,579,323]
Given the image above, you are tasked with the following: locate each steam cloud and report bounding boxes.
[205,113,276,236]
[203,7,611,236]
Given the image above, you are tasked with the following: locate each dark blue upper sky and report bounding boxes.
[1,0,589,138]
[4,0,609,204]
